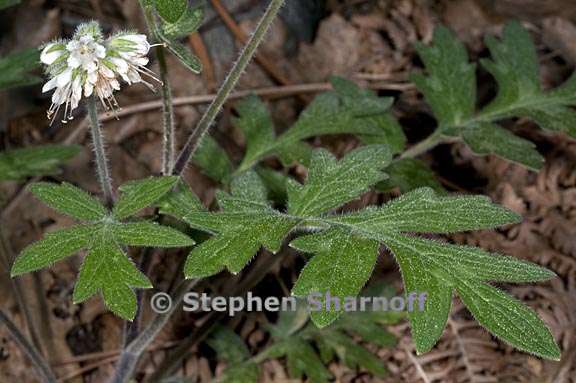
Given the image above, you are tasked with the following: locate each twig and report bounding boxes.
[172,0,287,175]
[210,0,292,87]
[0,309,58,383]
[188,32,217,92]
[403,345,432,383]
[0,226,45,358]
[87,96,115,207]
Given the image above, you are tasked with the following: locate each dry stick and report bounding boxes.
[0,226,45,358]
[97,81,411,123]
[188,32,217,92]
[173,0,286,176]
[109,2,286,382]
[0,310,58,383]
[211,0,288,85]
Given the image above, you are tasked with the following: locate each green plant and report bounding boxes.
[207,287,401,383]
[4,7,570,382]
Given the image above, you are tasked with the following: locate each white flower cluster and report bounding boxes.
[40,22,159,124]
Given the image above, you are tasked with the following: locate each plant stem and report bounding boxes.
[399,130,444,159]
[0,309,57,383]
[157,47,176,175]
[172,0,286,176]
[109,279,200,383]
[110,2,284,381]
[139,0,176,175]
[87,96,115,207]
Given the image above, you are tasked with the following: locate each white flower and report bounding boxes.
[106,33,159,90]
[40,22,159,125]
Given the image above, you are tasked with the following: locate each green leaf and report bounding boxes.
[114,176,179,219]
[291,229,379,327]
[377,158,445,194]
[233,78,400,172]
[358,114,406,155]
[111,222,195,247]
[0,145,80,181]
[156,31,202,74]
[264,339,332,383]
[73,239,151,320]
[412,21,576,171]
[154,0,187,23]
[384,234,557,356]
[161,6,204,40]
[235,96,276,171]
[412,26,476,126]
[29,182,107,221]
[480,21,576,138]
[184,212,295,278]
[255,167,289,204]
[481,21,540,113]
[11,225,97,276]
[158,180,204,221]
[0,48,41,90]
[462,123,544,170]
[207,326,260,383]
[457,281,560,360]
[192,136,233,184]
[287,145,391,217]
[333,187,520,234]
[316,331,388,376]
[0,0,20,10]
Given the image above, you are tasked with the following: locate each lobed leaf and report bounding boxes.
[291,229,379,327]
[29,182,107,221]
[333,187,520,234]
[11,225,98,276]
[114,176,179,219]
[462,123,544,170]
[457,281,560,360]
[287,145,391,217]
[384,233,557,356]
[73,240,152,320]
[235,96,276,171]
[412,25,476,126]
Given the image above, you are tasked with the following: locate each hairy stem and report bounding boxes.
[87,96,114,207]
[139,0,176,175]
[0,309,57,383]
[172,0,286,175]
[157,47,176,175]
